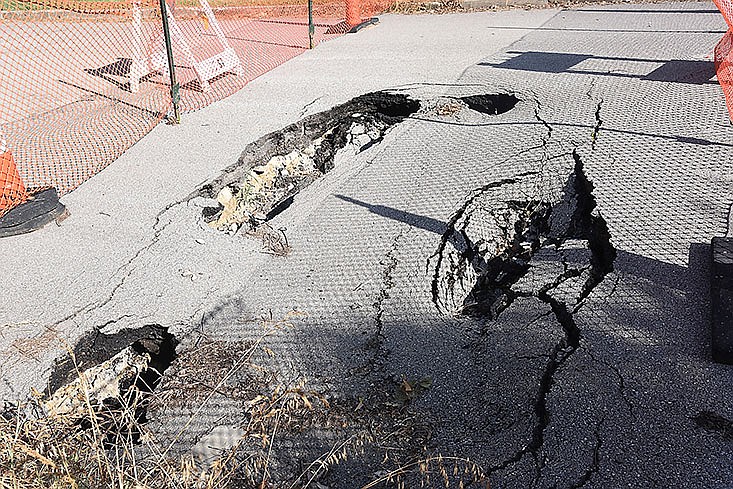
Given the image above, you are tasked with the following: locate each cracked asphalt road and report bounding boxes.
[2,3,733,488]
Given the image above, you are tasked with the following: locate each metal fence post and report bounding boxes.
[308,0,314,49]
[159,0,181,123]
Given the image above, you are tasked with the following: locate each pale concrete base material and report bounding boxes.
[0,9,555,397]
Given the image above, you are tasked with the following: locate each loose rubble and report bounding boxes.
[44,346,149,418]
[197,91,422,235]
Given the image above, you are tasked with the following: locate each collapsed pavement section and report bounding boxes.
[196,92,420,235]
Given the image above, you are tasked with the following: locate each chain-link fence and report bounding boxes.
[0,0,391,220]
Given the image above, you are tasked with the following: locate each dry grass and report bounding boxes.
[0,315,297,489]
[386,0,463,14]
[2,368,236,488]
[1,312,490,488]
[0,389,239,489]
[363,456,489,489]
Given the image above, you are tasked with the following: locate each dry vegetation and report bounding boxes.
[0,387,239,489]
[1,314,489,488]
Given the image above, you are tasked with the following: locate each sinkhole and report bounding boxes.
[431,154,615,319]
[460,93,519,115]
[196,91,420,235]
[46,325,178,443]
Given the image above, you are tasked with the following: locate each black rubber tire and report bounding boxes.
[0,187,67,238]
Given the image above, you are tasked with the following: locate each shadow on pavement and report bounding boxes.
[480,51,717,85]
[172,236,728,488]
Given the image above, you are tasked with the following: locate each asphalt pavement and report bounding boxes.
[1,3,732,488]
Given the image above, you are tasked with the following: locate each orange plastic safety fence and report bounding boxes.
[0,1,170,197]
[167,0,393,113]
[715,30,733,120]
[714,0,733,119]
[0,0,392,206]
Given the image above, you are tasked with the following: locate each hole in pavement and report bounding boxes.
[430,154,616,467]
[432,153,615,319]
[46,325,178,443]
[460,93,519,115]
[460,200,553,318]
[196,91,419,236]
[692,411,733,440]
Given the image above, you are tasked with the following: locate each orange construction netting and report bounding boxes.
[715,0,733,120]
[0,0,392,216]
[0,133,28,216]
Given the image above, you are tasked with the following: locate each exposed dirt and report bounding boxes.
[195,91,420,235]
[45,325,178,441]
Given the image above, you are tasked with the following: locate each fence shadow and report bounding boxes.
[479,51,717,85]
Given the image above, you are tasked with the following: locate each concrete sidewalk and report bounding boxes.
[2,3,733,488]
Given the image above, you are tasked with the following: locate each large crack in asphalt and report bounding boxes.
[534,97,553,149]
[568,418,604,489]
[431,151,617,484]
[586,81,604,152]
[193,90,527,237]
[359,227,405,376]
[49,181,194,329]
[591,99,603,151]
[193,92,420,234]
[586,348,635,421]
